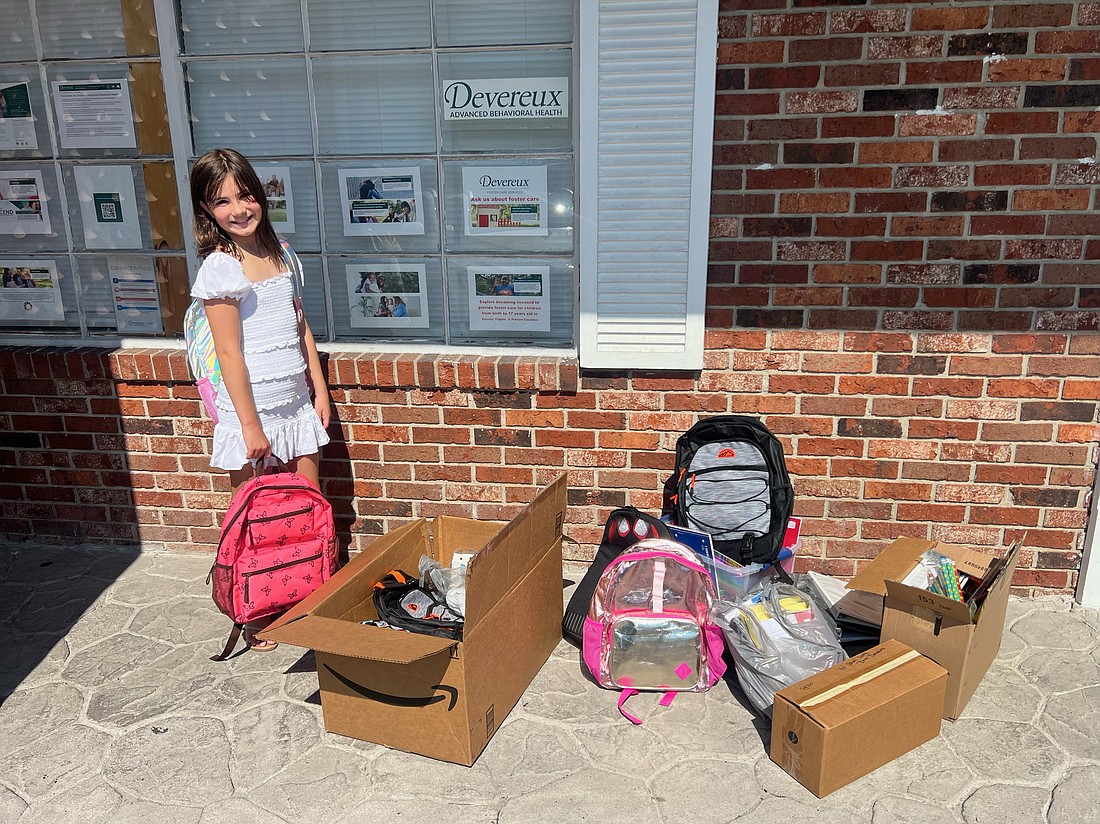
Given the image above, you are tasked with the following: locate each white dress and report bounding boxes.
[190,251,330,470]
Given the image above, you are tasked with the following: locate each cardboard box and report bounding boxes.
[262,475,567,766]
[845,536,1021,720]
[770,639,947,797]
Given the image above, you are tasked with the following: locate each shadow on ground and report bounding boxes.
[0,544,140,705]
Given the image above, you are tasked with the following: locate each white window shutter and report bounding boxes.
[578,0,718,370]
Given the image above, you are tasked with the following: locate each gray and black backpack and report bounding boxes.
[667,415,794,567]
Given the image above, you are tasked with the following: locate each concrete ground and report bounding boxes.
[1,543,1098,824]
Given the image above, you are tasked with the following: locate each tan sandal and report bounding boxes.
[244,623,278,652]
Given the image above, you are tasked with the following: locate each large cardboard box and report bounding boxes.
[845,536,1021,720]
[770,639,947,798]
[262,475,567,765]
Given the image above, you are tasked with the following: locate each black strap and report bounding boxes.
[210,623,243,661]
[772,559,794,585]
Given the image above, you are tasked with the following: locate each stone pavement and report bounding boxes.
[1,543,1098,824]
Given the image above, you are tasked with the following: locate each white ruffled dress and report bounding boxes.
[191,251,330,470]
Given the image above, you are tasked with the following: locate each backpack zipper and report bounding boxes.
[247,505,314,524]
[243,551,323,601]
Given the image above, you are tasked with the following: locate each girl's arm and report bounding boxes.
[300,318,331,428]
[205,298,271,459]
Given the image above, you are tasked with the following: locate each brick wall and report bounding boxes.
[2,0,1100,597]
[703,0,1100,593]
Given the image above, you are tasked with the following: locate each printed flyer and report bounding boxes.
[258,165,294,234]
[345,263,429,329]
[0,170,51,236]
[52,79,137,150]
[339,168,424,237]
[0,259,64,320]
[0,82,39,151]
[467,265,550,332]
[462,165,548,237]
[107,255,162,334]
[74,165,142,249]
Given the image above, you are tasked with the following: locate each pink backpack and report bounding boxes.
[208,471,337,660]
[582,538,726,723]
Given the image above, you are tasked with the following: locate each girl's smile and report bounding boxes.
[202,174,262,244]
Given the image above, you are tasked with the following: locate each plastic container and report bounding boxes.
[703,544,797,602]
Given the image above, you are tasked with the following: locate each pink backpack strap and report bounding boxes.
[617,689,678,724]
[618,689,644,725]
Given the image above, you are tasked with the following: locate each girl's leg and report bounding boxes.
[287,451,320,487]
[227,464,256,498]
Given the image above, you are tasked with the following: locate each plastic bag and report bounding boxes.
[418,555,467,616]
[711,582,847,717]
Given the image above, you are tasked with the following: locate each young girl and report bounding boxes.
[189,148,331,649]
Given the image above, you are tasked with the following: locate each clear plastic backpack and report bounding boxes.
[582,538,726,724]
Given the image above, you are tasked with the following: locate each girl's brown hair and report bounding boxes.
[190,148,282,261]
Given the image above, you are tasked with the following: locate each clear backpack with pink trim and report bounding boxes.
[582,537,726,724]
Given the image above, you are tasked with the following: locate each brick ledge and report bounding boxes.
[0,347,579,393]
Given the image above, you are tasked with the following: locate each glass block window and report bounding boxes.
[180,1,576,349]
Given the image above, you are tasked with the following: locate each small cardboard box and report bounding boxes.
[263,475,567,766]
[770,639,947,798]
[845,536,1021,720]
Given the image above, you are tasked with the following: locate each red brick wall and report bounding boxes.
[703,0,1100,593]
[2,1,1099,597]
[1,335,1097,595]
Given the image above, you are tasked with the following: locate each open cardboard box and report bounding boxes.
[771,639,947,797]
[262,474,567,765]
[845,536,1021,720]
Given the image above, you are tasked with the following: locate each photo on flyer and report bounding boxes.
[467,265,550,332]
[257,165,295,234]
[0,258,64,320]
[339,167,424,237]
[462,165,548,237]
[0,170,52,236]
[345,263,429,329]
[0,82,39,150]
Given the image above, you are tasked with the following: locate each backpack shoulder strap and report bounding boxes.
[280,239,305,299]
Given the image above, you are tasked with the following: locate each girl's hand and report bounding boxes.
[242,422,271,460]
[313,386,331,428]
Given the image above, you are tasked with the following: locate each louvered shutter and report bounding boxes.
[578,0,717,370]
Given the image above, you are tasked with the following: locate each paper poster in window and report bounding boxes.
[107,255,163,334]
[339,168,424,237]
[257,165,295,234]
[0,170,52,236]
[462,165,547,237]
[468,265,550,332]
[0,259,64,320]
[74,165,142,250]
[0,82,39,151]
[345,263,429,329]
[51,79,137,150]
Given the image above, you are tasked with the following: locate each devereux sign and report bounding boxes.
[443,77,569,120]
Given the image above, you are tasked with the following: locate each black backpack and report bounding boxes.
[561,506,671,646]
[372,570,464,640]
[667,415,794,567]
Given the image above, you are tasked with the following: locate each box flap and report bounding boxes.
[463,474,567,633]
[432,516,504,566]
[845,537,934,597]
[884,578,975,624]
[261,613,455,663]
